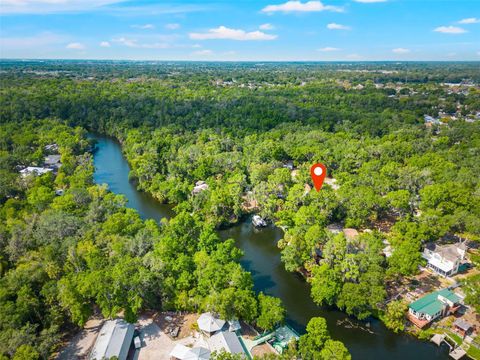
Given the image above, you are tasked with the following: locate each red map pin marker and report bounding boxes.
[310,163,327,191]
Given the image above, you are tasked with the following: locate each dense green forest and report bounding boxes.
[1,61,479,359]
[0,121,288,359]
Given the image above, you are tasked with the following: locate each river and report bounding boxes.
[91,134,448,360]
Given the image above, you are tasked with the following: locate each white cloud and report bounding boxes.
[66,42,86,50]
[261,1,343,13]
[113,37,170,49]
[132,24,155,30]
[259,23,275,30]
[392,47,410,54]
[318,47,340,52]
[327,23,350,30]
[353,0,387,3]
[165,23,180,30]
[189,26,277,41]
[434,26,467,34]
[192,43,202,48]
[458,17,480,24]
[0,32,65,49]
[100,41,111,48]
[193,49,213,56]
[477,51,480,56]
[0,0,123,14]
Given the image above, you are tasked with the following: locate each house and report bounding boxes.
[44,143,59,152]
[44,154,62,168]
[207,330,245,356]
[197,313,245,357]
[422,242,467,277]
[89,319,135,360]
[283,161,294,170]
[408,289,461,328]
[20,167,53,177]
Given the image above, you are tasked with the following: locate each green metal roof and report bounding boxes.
[437,288,460,303]
[409,289,459,316]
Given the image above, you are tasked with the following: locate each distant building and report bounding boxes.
[89,319,135,360]
[44,143,59,152]
[20,167,53,177]
[283,161,294,170]
[423,242,467,277]
[197,313,226,336]
[424,115,440,125]
[408,289,461,328]
[192,181,209,195]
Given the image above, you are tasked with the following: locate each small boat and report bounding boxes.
[252,215,267,227]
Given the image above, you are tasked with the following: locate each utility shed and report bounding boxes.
[89,319,134,360]
[453,318,473,336]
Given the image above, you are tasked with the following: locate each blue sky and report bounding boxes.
[1,0,479,61]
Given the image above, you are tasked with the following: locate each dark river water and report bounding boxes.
[91,134,448,360]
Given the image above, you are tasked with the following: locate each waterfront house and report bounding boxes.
[422,242,467,277]
[89,319,135,360]
[407,289,461,328]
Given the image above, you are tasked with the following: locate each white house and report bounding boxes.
[422,242,467,277]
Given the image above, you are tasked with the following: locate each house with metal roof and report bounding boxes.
[423,242,467,277]
[407,289,461,328]
[207,330,246,356]
[89,319,135,360]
